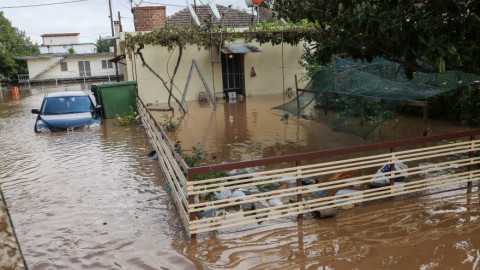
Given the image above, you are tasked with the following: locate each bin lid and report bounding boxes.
[92,81,137,89]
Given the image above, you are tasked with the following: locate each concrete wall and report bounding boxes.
[39,43,97,54]
[27,57,64,78]
[27,55,117,80]
[125,39,306,105]
[42,35,79,46]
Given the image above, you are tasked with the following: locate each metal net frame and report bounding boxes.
[273,56,480,138]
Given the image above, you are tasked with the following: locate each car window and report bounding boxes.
[41,96,93,115]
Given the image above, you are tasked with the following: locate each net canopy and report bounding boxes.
[273,56,480,138]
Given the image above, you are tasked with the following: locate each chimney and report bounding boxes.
[132,6,166,31]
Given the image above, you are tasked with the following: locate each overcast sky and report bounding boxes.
[1,0,250,44]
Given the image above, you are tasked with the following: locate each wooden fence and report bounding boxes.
[137,97,480,238]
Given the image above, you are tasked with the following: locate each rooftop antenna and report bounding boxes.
[202,0,221,21]
[185,0,201,26]
[245,0,263,23]
[131,0,143,7]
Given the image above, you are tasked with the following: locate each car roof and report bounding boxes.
[44,91,89,98]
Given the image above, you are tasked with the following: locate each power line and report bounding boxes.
[142,1,186,7]
[114,0,131,10]
[0,0,88,9]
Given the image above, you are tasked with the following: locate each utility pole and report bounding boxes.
[108,0,120,81]
[108,0,115,38]
[118,11,123,32]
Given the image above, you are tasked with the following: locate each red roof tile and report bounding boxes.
[41,33,80,37]
[167,5,254,28]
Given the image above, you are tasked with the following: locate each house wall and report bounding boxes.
[42,35,79,46]
[244,41,305,96]
[27,55,117,80]
[27,57,64,78]
[39,44,97,54]
[124,39,306,104]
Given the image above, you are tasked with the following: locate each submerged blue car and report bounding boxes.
[31,91,102,132]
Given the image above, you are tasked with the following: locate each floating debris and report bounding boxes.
[214,189,232,200]
[231,190,246,199]
[301,178,315,185]
[147,150,158,160]
[336,189,363,210]
[268,198,283,207]
[371,159,408,186]
[312,207,338,219]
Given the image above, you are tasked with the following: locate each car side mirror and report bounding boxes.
[31,109,40,114]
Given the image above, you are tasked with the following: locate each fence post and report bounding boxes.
[389,147,396,200]
[188,172,196,240]
[468,135,475,187]
[296,160,303,220]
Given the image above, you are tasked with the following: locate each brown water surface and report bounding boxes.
[1,85,479,269]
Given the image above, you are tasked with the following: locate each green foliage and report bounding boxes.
[160,114,179,132]
[114,106,140,126]
[320,95,395,122]
[96,35,113,53]
[67,48,75,55]
[258,183,274,192]
[122,20,317,53]
[193,171,228,181]
[0,11,39,78]
[273,0,480,76]
[427,85,480,123]
[183,143,204,167]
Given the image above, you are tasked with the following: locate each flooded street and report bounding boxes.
[1,83,480,269]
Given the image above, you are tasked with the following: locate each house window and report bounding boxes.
[60,62,68,72]
[101,60,113,69]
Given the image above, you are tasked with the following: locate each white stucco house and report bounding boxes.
[16,33,122,82]
[124,5,306,105]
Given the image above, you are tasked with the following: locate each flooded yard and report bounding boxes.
[1,83,480,269]
[150,94,471,164]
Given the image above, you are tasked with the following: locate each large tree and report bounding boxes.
[272,0,480,78]
[0,11,39,79]
[96,36,113,53]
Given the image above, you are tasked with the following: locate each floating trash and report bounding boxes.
[253,200,269,210]
[335,189,363,209]
[268,198,283,207]
[301,178,315,185]
[371,159,408,186]
[147,150,158,160]
[238,186,261,195]
[345,178,363,188]
[231,190,246,200]
[281,174,297,184]
[241,203,254,211]
[214,189,232,200]
[201,208,216,218]
[307,186,326,196]
[312,207,337,219]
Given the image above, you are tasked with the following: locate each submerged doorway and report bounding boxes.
[221,53,244,97]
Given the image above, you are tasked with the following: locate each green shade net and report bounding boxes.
[273,56,480,138]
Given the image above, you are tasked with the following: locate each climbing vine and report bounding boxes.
[122,20,319,52]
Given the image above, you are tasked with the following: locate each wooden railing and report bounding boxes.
[138,97,480,239]
[137,98,190,235]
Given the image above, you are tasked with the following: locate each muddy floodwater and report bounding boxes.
[1,83,480,269]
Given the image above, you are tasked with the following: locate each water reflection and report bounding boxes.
[155,95,471,173]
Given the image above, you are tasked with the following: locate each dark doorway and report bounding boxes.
[221,53,244,97]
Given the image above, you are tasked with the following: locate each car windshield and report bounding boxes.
[41,96,93,115]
